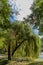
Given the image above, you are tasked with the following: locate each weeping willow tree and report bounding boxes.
[3,21,41,59]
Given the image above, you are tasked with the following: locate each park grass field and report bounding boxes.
[0,58,43,65]
[7,60,43,65]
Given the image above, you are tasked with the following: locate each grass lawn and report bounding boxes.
[0,60,43,65]
[0,58,43,65]
[5,60,43,65]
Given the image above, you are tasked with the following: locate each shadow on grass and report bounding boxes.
[0,59,8,65]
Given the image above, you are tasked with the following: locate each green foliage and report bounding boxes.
[0,38,4,49]
[12,34,41,58]
[31,35,41,58]
[32,0,43,20]
[31,0,43,35]
[0,0,11,29]
[24,0,43,35]
[12,22,32,39]
[24,34,41,58]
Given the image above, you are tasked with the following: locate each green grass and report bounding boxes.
[29,61,43,65]
[6,60,43,65]
[0,60,43,65]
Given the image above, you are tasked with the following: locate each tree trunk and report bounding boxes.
[8,42,12,60]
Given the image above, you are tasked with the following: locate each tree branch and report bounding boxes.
[12,38,27,56]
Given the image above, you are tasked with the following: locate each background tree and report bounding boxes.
[31,0,43,35]
[23,0,43,35]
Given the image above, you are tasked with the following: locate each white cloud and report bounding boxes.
[16,0,33,20]
[9,0,34,21]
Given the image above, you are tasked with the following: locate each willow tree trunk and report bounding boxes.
[8,42,12,60]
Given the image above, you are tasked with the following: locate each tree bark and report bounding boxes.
[8,42,12,60]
